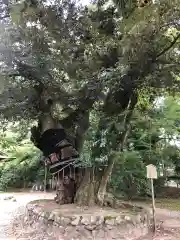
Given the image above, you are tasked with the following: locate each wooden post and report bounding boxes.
[146,164,157,233]
[150,178,156,232]
[44,164,47,192]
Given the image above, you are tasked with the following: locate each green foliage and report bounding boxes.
[0,155,43,190]
[109,96,180,198]
[0,121,44,190]
[111,150,148,198]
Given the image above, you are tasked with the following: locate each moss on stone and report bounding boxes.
[104,215,116,221]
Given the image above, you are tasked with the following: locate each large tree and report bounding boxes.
[0,0,179,205]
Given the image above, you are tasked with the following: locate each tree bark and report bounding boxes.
[75,168,95,206]
[97,157,115,206]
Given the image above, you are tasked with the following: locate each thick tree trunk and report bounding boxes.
[75,168,95,206]
[31,108,134,207]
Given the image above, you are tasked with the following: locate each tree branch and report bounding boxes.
[15,61,42,82]
[60,77,103,128]
[156,33,180,59]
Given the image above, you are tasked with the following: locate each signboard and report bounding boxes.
[146,164,157,179]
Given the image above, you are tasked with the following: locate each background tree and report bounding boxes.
[110,95,180,198]
[0,121,43,190]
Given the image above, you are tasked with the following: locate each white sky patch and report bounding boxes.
[154,96,165,108]
[80,0,91,6]
[44,0,91,7]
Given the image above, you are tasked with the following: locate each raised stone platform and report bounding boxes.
[25,199,150,240]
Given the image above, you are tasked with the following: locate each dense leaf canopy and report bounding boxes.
[0,0,179,123]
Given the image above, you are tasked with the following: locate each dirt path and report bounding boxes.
[137,207,180,240]
[0,192,180,239]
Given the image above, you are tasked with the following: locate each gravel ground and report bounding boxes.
[0,192,55,239]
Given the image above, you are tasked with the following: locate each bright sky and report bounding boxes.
[81,0,90,6]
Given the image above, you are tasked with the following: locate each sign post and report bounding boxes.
[44,163,47,192]
[146,164,157,233]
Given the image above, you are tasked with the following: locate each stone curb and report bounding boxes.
[26,202,150,230]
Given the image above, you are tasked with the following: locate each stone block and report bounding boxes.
[71,216,80,226]
[48,212,55,221]
[124,215,131,221]
[115,216,123,225]
[105,218,116,226]
[90,216,97,224]
[81,216,90,225]
[61,217,71,226]
[54,215,61,225]
[96,216,104,225]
